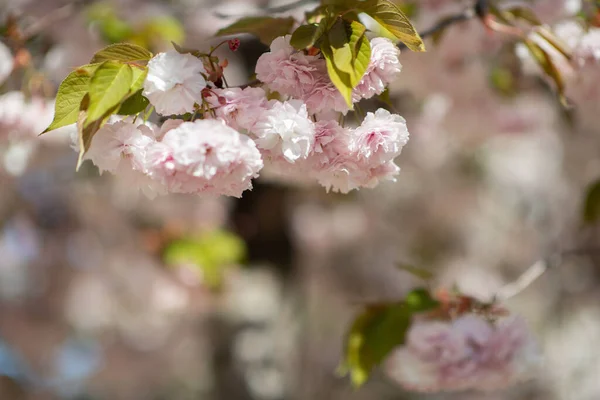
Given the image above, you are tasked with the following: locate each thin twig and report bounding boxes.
[20,0,88,41]
[398,9,475,50]
[495,246,600,301]
[495,259,550,301]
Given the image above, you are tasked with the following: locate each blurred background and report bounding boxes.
[1,0,600,399]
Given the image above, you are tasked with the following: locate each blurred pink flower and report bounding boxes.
[386,314,542,392]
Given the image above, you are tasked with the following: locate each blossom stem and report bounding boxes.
[143,106,154,123]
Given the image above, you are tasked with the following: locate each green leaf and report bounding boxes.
[43,64,100,133]
[290,24,321,50]
[321,19,371,106]
[522,38,567,104]
[86,61,133,125]
[583,179,600,223]
[136,16,185,48]
[348,20,371,86]
[354,0,425,52]
[90,43,153,64]
[164,230,247,289]
[340,288,439,387]
[117,90,149,115]
[321,35,353,107]
[129,66,148,93]
[215,16,295,46]
[76,105,118,170]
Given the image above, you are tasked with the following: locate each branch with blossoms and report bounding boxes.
[34,0,599,394]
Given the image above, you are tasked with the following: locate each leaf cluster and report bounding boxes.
[42,43,153,169]
[216,0,424,107]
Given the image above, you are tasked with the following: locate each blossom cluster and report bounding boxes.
[82,118,263,198]
[385,313,542,392]
[81,34,409,198]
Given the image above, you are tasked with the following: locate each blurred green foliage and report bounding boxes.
[86,3,184,50]
[163,230,247,289]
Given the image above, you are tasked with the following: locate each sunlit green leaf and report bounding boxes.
[129,66,148,93]
[340,288,439,387]
[136,16,185,48]
[321,35,353,107]
[43,64,100,133]
[90,43,153,64]
[164,230,247,289]
[216,16,295,46]
[86,61,133,124]
[290,24,321,50]
[354,0,425,52]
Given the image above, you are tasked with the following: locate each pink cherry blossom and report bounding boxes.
[145,119,263,197]
[353,37,402,101]
[255,35,320,99]
[385,314,542,392]
[205,87,269,132]
[252,100,315,163]
[143,51,207,115]
[85,120,155,174]
[352,108,409,164]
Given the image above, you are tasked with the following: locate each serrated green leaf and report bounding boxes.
[90,43,153,64]
[216,16,295,46]
[290,24,321,50]
[86,61,133,125]
[129,66,148,93]
[43,64,100,133]
[117,90,149,115]
[341,288,439,387]
[583,179,600,223]
[354,0,425,52]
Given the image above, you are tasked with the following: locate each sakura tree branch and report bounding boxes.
[495,246,600,301]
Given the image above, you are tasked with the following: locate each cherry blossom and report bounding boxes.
[385,314,542,392]
[205,87,269,132]
[252,100,315,163]
[143,51,207,115]
[145,119,263,197]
